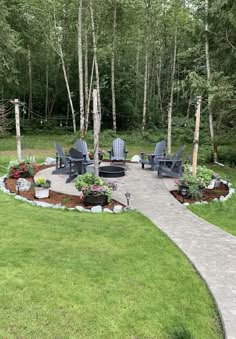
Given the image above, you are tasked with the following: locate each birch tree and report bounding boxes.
[78,0,85,136]
[111,0,117,131]
[205,0,218,162]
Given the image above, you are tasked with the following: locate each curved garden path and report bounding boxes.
[38,163,236,339]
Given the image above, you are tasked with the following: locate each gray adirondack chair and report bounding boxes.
[52,143,70,174]
[140,140,166,170]
[156,145,185,178]
[108,138,128,163]
[74,139,94,165]
[66,148,86,183]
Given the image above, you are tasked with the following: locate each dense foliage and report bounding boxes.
[1,0,235,148]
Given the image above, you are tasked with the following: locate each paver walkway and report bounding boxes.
[39,163,236,339]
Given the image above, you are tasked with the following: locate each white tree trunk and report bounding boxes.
[28,47,32,119]
[111,0,117,131]
[78,0,85,136]
[45,60,49,120]
[142,49,148,131]
[192,96,202,176]
[89,0,101,131]
[59,45,77,134]
[167,26,177,154]
[93,89,100,177]
[85,57,95,131]
[14,99,22,161]
[84,26,89,130]
[205,0,218,163]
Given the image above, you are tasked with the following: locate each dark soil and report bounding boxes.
[171,182,229,204]
[5,164,124,210]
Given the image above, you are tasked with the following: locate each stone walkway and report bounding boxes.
[38,163,236,339]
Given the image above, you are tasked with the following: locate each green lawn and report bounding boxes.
[189,166,236,236]
[0,192,222,338]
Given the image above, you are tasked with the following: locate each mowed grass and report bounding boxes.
[189,166,236,236]
[0,193,223,338]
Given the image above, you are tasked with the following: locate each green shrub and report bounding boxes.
[7,159,38,179]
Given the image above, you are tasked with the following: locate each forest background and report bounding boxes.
[0,0,235,163]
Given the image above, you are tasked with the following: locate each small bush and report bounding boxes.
[7,159,38,179]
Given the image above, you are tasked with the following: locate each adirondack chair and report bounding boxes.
[140,140,166,170]
[66,148,86,183]
[156,145,185,178]
[108,138,128,164]
[52,143,70,174]
[74,139,94,164]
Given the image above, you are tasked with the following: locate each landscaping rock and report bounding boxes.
[131,155,141,163]
[33,201,55,208]
[183,202,190,206]
[91,206,102,213]
[44,157,56,165]
[16,178,31,192]
[207,179,216,189]
[113,205,123,213]
[76,206,88,212]
[103,208,113,213]
[15,195,29,202]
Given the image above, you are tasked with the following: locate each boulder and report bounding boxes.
[16,178,31,192]
[44,157,56,165]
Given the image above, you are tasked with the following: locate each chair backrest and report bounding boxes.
[112,138,125,158]
[170,145,185,170]
[154,140,166,156]
[69,147,84,160]
[74,139,89,161]
[55,143,68,167]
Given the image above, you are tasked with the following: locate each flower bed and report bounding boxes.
[1,165,124,212]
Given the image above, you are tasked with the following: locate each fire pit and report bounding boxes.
[99,166,125,178]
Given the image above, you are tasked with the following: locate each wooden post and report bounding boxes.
[192,96,202,176]
[167,102,172,154]
[13,99,22,161]
[93,89,99,177]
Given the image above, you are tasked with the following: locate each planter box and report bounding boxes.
[34,187,50,199]
[83,194,107,206]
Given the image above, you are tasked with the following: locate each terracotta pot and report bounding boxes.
[34,187,50,199]
[83,194,107,206]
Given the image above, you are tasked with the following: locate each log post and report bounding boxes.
[13,99,22,161]
[192,96,202,176]
[93,89,99,176]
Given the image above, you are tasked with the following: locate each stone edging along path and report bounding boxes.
[1,163,236,338]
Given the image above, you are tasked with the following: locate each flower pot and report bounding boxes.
[83,194,107,206]
[34,187,50,199]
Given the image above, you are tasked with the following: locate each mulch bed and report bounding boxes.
[4,164,124,210]
[171,182,229,204]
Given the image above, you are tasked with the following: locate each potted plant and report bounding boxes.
[33,177,51,198]
[75,173,117,206]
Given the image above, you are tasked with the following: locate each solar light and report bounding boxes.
[125,192,131,210]
[181,186,188,203]
[16,181,21,195]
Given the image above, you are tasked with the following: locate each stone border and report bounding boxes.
[183,180,235,206]
[0,175,127,214]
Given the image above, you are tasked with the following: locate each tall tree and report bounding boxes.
[78,0,85,136]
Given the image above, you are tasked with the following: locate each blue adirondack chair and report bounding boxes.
[156,145,185,178]
[140,140,166,170]
[108,138,128,163]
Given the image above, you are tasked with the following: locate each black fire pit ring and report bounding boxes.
[99,165,125,178]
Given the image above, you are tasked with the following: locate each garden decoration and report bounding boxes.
[75,173,117,206]
[33,177,51,199]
